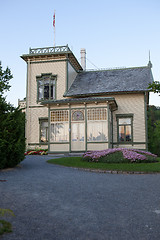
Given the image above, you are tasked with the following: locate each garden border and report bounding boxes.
[72,167,160,175]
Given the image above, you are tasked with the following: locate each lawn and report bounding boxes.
[47,156,160,173]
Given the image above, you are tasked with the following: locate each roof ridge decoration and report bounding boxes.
[29,45,71,55]
[21,44,83,72]
[83,65,150,73]
[147,50,153,68]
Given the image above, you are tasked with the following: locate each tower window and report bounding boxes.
[37,74,56,101]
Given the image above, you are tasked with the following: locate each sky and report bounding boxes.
[0,0,160,107]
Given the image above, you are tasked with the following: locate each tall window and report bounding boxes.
[37,74,56,101]
[39,119,48,143]
[117,115,133,142]
[87,108,107,142]
[50,110,69,142]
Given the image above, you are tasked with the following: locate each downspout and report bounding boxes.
[111,110,113,148]
[85,103,87,152]
[69,105,71,153]
[107,103,110,149]
[25,59,30,149]
[144,92,148,151]
[48,105,50,153]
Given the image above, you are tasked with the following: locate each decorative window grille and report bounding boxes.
[72,110,84,121]
[51,110,69,122]
[87,108,107,121]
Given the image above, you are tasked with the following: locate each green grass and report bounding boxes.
[47,157,160,173]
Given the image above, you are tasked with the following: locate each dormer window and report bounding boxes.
[37,74,56,101]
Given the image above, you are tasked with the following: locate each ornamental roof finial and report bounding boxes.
[148,50,153,68]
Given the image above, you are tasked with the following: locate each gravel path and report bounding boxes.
[1,155,160,240]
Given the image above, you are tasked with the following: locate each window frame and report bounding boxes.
[116,114,133,143]
[37,73,56,102]
[50,110,69,143]
[87,108,108,142]
[39,118,49,144]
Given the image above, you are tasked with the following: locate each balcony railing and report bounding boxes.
[29,45,71,55]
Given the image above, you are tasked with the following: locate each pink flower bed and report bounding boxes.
[83,148,157,163]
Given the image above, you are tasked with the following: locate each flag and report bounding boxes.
[53,13,55,27]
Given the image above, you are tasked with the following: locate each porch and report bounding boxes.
[42,97,118,153]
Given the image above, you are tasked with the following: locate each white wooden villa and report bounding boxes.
[21,45,153,153]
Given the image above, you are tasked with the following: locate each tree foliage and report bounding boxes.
[148,106,160,156]
[0,61,25,169]
[149,81,160,94]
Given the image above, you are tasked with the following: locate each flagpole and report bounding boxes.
[53,11,56,47]
[54,26,55,47]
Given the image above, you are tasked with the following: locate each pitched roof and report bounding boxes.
[65,66,154,97]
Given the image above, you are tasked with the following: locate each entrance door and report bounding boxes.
[71,122,85,151]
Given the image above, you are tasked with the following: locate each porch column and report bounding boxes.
[107,103,111,148]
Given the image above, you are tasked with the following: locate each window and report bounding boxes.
[72,110,84,121]
[39,119,48,143]
[87,108,107,142]
[117,116,133,142]
[37,74,56,101]
[51,110,68,122]
[50,110,69,142]
[87,108,107,121]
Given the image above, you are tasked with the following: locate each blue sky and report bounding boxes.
[1,0,160,106]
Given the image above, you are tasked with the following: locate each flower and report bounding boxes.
[82,148,157,163]
[24,150,48,155]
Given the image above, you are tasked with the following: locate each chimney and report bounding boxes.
[80,48,86,70]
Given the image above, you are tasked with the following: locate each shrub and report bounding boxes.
[0,62,25,169]
[82,148,157,163]
[0,108,25,169]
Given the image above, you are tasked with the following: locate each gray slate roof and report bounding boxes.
[65,66,154,97]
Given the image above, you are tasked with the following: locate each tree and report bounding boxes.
[148,80,160,156]
[153,121,160,156]
[0,62,25,169]
[0,61,12,96]
[149,81,160,94]
[148,106,160,156]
